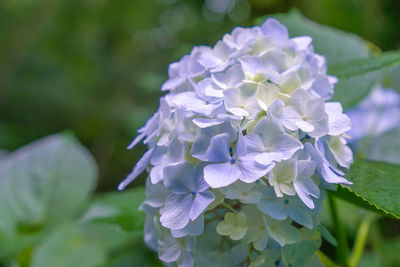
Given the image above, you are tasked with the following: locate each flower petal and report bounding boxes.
[160,194,193,229]
[204,162,241,188]
[190,191,215,220]
[206,133,232,163]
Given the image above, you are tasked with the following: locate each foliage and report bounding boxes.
[0,2,399,266]
[0,134,157,266]
[342,159,400,219]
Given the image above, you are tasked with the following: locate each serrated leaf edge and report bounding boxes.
[338,185,400,219]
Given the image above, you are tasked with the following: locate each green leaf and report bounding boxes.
[331,71,381,109]
[281,228,322,267]
[343,158,400,219]
[81,186,146,231]
[31,223,140,267]
[329,50,400,78]
[317,225,337,246]
[331,186,389,217]
[386,64,400,93]
[379,236,400,266]
[0,134,97,235]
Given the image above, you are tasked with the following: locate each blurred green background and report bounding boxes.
[1,0,399,192]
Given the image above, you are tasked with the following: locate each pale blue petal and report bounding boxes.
[296,120,315,132]
[267,98,285,119]
[190,136,210,161]
[304,142,350,184]
[325,102,351,136]
[252,118,282,141]
[244,134,265,153]
[150,145,167,165]
[192,120,236,160]
[211,64,244,89]
[252,118,302,162]
[149,164,164,184]
[294,178,319,209]
[255,152,283,165]
[197,78,224,98]
[238,154,275,183]
[257,199,287,220]
[296,160,316,179]
[193,163,209,192]
[190,191,215,220]
[179,52,205,77]
[204,162,241,188]
[163,162,194,194]
[312,75,334,100]
[279,106,302,131]
[269,134,303,159]
[171,215,204,238]
[161,76,186,91]
[291,36,312,50]
[198,51,221,68]
[192,118,224,128]
[239,55,264,74]
[290,89,312,114]
[145,178,169,208]
[224,88,249,116]
[205,133,231,163]
[159,242,181,262]
[170,91,206,110]
[261,18,288,41]
[141,203,158,251]
[170,91,222,116]
[127,132,145,150]
[179,250,194,267]
[259,50,287,73]
[286,201,314,229]
[160,194,193,229]
[321,163,351,184]
[118,148,154,190]
[235,128,247,157]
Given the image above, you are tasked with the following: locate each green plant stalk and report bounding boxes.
[348,215,373,267]
[316,250,339,267]
[327,192,349,266]
[248,244,254,262]
[221,202,237,214]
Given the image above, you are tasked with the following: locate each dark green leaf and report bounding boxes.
[343,158,400,218]
[329,50,400,78]
[331,71,381,110]
[332,186,389,217]
[317,225,337,246]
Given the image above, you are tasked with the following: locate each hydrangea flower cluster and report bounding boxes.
[120,18,353,266]
[346,87,400,143]
[346,87,400,164]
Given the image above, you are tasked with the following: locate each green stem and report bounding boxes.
[248,244,254,262]
[221,202,237,214]
[348,215,373,267]
[316,250,339,267]
[327,192,349,266]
